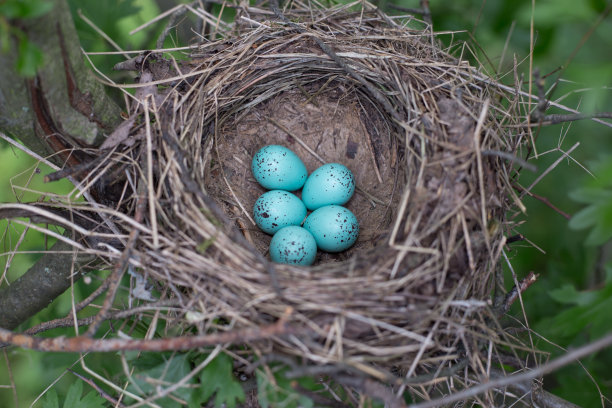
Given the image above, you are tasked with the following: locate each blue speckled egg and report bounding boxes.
[251,145,308,191]
[301,163,355,210]
[270,226,317,265]
[303,205,359,252]
[253,190,307,235]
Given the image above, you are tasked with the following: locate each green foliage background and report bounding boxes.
[1,0,611,406]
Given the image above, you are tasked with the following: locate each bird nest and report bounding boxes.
[30,0,532,401]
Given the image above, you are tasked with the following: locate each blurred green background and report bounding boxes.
[0,0,611,406]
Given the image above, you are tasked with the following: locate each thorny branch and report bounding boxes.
[535,112,612,126]
[490,369,581,408]
[515,183,572,220]
[407,331,612,408]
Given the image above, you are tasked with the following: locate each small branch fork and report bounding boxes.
[0,315,296,352]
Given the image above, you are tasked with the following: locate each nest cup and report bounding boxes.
[128,2,522,378]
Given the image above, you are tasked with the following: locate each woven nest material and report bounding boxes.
[81,1,526,384]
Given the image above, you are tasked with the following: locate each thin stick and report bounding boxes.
[473,99,490,247]
[267,118,325,163]
[517,186,571,220]
[129,3,184,35]
[535,112,612,126]
[77,9,130,60]
[481,150,536,172]
[67,369,125,407]
[520,142,579,198]
[0,317,296,352]
[144,97,160,248]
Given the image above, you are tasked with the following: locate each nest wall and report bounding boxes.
[102,3,526,377]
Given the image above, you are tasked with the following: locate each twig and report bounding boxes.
[520,142,580,198]
[21,299,181,336]
[407,331,612,408]
[490,369,581,408]
[534,112,612,126]
[498,271,539,316]
[517,186,572,220]
[67,369,126,407]
[295,80,318,107]
[156,3,192,49]
[44,155,107,182]
[506,234,525,244]
[71,279,111,314]
[481,150,537,172]
[419,0,432,26]
[540,4,612,120]
[0,317,297,352]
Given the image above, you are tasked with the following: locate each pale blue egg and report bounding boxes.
[301,163,355,210]
[253,190,306,235]
[270,226,317,265]
[303,205,359,252]
[252,145,308,191]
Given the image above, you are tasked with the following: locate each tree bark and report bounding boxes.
[0,0,121,163]
[0,0,121,328]
[0,240,95,330]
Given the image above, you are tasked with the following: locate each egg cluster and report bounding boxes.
[251,145,359,266]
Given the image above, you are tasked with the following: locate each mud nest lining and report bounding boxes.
[95,1,527,380]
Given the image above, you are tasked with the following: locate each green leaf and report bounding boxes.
[585,220,612,246]
[63,381,82,408]
[16,36,43,77]
[0,0,53,19]
[196,353,245,408]
[569,157,612,246]
[549,284,597,306]
[42,389,60,408]
[539,280,612,341]
[76,390,107,408]
[126,352,194,408]
[256,369,314,408]
[568,205,599,230]
[568,187,612,204]
[59,381,105,408]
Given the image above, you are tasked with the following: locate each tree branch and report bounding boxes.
[0,0,125,330]
[0,0,121,164]
[0,240,94,330]
[0,315,298,352]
